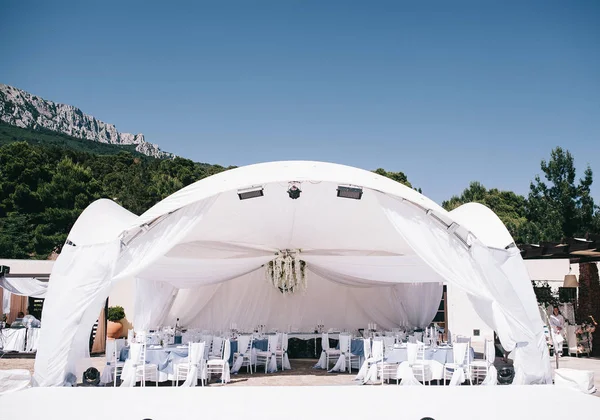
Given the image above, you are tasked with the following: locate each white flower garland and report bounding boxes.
[265,251,306,295]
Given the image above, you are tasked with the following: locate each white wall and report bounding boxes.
[446,283,493,354]
[108,277,136,336]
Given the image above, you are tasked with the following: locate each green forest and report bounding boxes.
[1,122,599,259]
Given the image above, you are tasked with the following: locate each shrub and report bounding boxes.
[107,306,125,322]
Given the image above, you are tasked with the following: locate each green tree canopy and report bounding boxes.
[442,181,530,243]
[526,147,598,242]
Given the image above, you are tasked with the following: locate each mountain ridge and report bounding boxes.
[0,84,172,158]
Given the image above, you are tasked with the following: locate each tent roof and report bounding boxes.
[131,160,447,229]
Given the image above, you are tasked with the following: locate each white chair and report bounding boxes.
[234,335,254,374]
[275,333,290,370]
[407,342,430,385]
[255,334,279,373]
[123,342,159,387]
[201,335,213,359]
[206,339,231,384]
[338,334,353,373]
[102,338,126,386]
[349,338,365,372]
[210,336,224,360]
[361,339,384,384]
[322,333,341,369]
[443,342,472,385]
[373,340,385,385]
[470,339,494,384]
[173,342,206,387]
[454,335,472,345]
[382,336,396,355]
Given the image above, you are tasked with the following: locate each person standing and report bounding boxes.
[549,306,565,356]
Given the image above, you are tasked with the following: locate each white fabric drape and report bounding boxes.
[120,343,142,387]
[2,288,10,314]
[482,365,498,385]
[1,328,26,352]
[376,192,552,384]
[0,277,48,298]
[159,268,440,333]
[33,239,121,386]
[181,342,204,387]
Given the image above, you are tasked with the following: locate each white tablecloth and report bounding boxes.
[1,329,27,352]
[356,345,472,384]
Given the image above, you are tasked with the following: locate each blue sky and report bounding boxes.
[1,1,598,204]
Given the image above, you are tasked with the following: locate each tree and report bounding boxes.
[526,147,598,242]
[373,168,412,188]
[442,182,531,243]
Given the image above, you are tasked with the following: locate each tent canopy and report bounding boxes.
[33,161,552,386]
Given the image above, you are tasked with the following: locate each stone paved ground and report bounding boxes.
[2,355,598,393]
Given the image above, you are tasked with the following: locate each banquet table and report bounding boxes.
[1,328,27,352]
[25,328,41,352]
[120,345,189,382]
[383,345,474,365]
[356,345,475,384]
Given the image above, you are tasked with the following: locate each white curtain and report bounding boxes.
[133,280,178,331]
[391,283,443,328]
[33,239,121,386]
[159,267,441,332]
[0,277,48,298]
[34,197,218,387]
[376,192,552,384]
[2,289,11,315]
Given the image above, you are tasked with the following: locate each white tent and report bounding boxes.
[32,161,552,386]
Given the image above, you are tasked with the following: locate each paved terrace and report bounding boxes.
[1,355,598,392]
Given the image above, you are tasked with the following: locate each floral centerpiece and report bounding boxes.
[265,250,306,295]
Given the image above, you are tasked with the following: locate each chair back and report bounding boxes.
[371,339,384,360]
[363,338,372,359]
[238,335,252,355]
[452,342,469,366]
[455,335,471,345]
[115,338,126,363]
[222,339,231,362]
[211,336,224,357]
[321,333,330,351]
[189,342,205,365]
[383,336,395,354]
[281,333,288,352]
[129,342,145,366]
[484,339,495,364]
[106,339,120,365]
[339,334,351,354]
[414,331,423,342]
[127,329,134,345]
[407,342,418,364]
[267,334,279,352]
[416,341,426,361]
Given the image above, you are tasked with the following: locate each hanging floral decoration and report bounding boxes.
[265,250,307,295]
